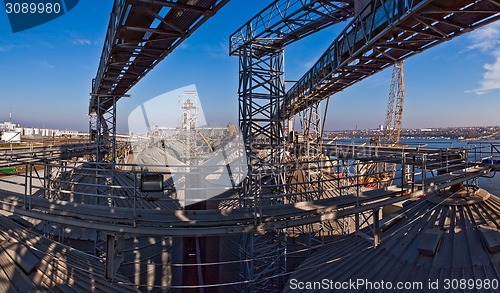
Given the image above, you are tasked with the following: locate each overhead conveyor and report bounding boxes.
[91,0,230,110]
[229,0,355,56]
[281,0,500,119]
[89,0,230,162]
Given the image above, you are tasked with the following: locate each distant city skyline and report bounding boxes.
[0,1,499,132]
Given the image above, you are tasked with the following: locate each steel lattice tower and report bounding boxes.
[237,37,287,293]
[384,61,405,146]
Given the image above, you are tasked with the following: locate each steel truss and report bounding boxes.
[237,42,287,292]
[292,101,324,201]
[240,231,287,293]
[283,0,500,119]
[90,0,230,113]
[384,61,404,146]
[286,102,331,254]
[88,94,119,265]
[89,95,117,163]
[238,45,286,205]
[230,0,354,56]
[231,1,358,291]
[88,94,117,208]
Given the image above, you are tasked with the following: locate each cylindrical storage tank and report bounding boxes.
[284,186,500,292]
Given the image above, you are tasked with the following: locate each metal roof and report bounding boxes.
[284,187,500,293]
[0,215,138,292]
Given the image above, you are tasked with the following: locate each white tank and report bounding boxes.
[1,131,21,143]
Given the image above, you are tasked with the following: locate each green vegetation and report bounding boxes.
[0,167,18,174]
[0,143,28,148]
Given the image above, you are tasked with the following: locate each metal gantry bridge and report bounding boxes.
[230,0,500,291]
[229,0,354,56]
[0,0,499,292]
[282,0,500,118]
[91,0,230,105]
[89,0,229,161]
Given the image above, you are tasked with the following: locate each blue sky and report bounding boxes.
[0,1,499,132]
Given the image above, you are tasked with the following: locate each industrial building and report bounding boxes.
[0,120,80,141]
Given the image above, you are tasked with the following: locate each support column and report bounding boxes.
[92,96,117,164]
[237,38,287,292]
[373,209,380,247]
[106,234,124,280]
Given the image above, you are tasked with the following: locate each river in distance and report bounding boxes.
[327,138,500,196]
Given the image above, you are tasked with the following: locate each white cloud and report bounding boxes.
[72,39,92,46]
[466,50,500,95]
[0,45,13,52]
[0,44,28,51]
[205,40,227,59]
[38,60,55,69]
[467,21,500,52]
[66,30,93,46]
[466,21,500,95]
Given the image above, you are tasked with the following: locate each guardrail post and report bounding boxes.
[373,208,380,248]
[422,154,427,192]
[337,160,342,196]
[445,149,449,173]
[133,172,137,227]
[106,234,124,280]
[465,147,469,170]
[491,143,494,164]
[29,163,33,210]
[24,162,28,209]
[475,143,479,163]
[43,161,47,197]
[355,160,360,231]
[411,156,416,193]
[47,160,52,199]
[401,153,406,193]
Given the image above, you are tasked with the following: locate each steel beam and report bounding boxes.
[237,41,287,292]
[90,0,230,114]
[230,0,355,56]
[232,2,355,291]
[0,185,418,236]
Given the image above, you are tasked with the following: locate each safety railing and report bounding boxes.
[466,142,500,166]
[0,142,495,234]
[19,160,246,213]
